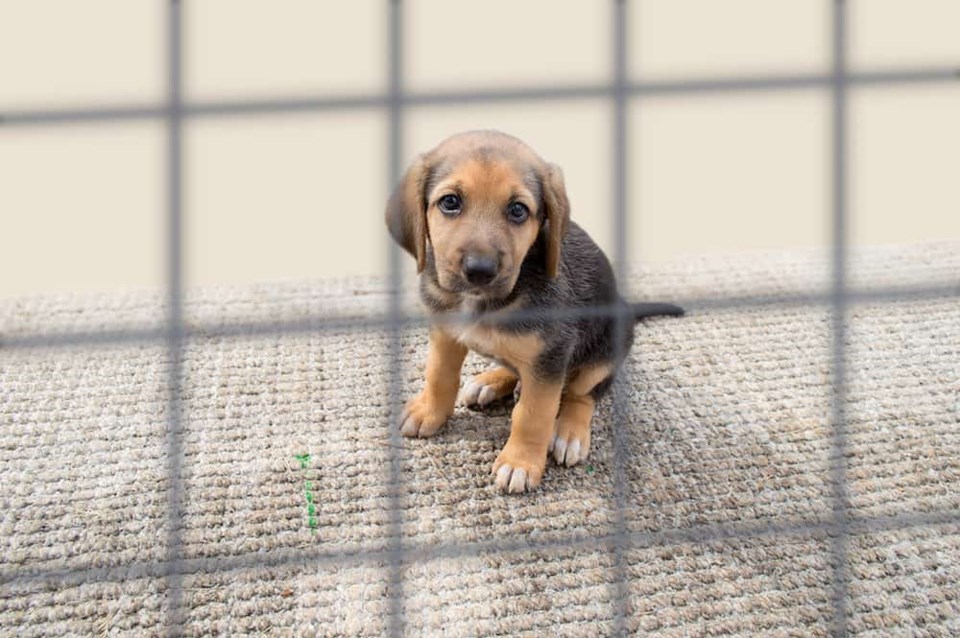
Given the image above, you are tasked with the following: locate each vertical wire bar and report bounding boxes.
[829,0,851,635]
[386,1,406,637]
[164,0,186,635]
[609,0,631,633]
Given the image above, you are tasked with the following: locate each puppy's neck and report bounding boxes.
[419,265,523,320]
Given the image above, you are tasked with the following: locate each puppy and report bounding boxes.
[386,130,682,493]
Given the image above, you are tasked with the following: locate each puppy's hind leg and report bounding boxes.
[460,365,518,409]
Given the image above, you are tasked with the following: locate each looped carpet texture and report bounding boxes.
[1,242,958,636]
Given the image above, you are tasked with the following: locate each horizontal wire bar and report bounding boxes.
[853,67,960,87]
[0,104,165,126]
[1,282,957,351]
[0,327,166,350]
[2,66,958,128]
[2,507,957,590]
[402,83,611,106]
[190,94,387,118]
[632,66,960,96]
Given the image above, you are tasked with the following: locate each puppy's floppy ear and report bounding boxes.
[541,163,570,278]
[385,154,431,273]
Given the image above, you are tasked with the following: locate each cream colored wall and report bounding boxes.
[1,0,958,298]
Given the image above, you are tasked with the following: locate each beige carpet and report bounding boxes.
[1,243,958,636]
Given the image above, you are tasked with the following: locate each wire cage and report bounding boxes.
[2,1,959,635]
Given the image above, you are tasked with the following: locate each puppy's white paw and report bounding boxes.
[495,464,532,493]
[549,432,589,467]
[460,368,518,409]
[399,393,449,438]
[492,442,545,493]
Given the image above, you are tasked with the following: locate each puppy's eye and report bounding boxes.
[506,202,529,224]
[438,194,461,215]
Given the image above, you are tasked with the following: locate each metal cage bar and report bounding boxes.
[829,1,851,634]
[4,68,960,128]
[2,283,958,352]
[386,2,407,636]
[163,0,186,634]
[609,0,633,631]
[3,507,958,591]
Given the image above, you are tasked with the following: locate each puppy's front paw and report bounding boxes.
[549,419,591,466]
[400,392,451,438]
[549,402,592,467]
[548,430,589,467]
[492,441,547,493]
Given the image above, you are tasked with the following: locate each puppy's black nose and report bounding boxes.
[462,254,498,286]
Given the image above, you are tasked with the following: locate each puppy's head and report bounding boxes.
[386,131,570,300]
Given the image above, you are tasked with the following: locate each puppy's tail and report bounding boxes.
[630,302,685,321]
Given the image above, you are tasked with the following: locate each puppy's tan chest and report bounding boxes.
[441,323,543,373]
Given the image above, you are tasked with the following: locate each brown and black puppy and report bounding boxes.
[386,130,682,493]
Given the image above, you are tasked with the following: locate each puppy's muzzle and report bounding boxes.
[462,254,499,287]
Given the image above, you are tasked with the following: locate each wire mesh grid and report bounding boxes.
[1,0,959,635]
